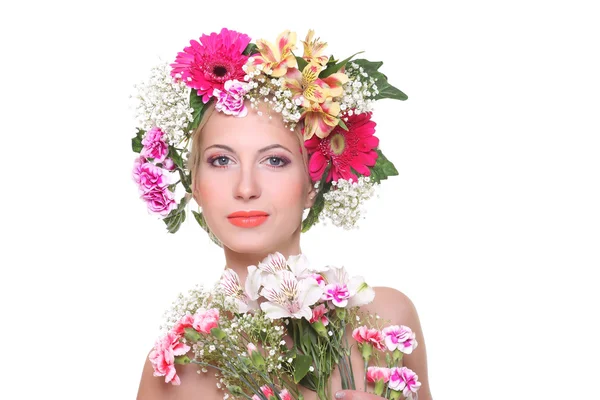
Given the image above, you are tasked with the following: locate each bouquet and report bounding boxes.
[150,253,421,400]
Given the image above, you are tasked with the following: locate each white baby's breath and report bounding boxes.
[133,62,194,146]
[320,176,378,229]
[339,62,378,116]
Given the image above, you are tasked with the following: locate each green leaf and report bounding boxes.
[320,51,364,78]
[169,146,184,170]
[242,42,258,56]
[189,89,208,132]
[296,55,308,72]
[176,168,192,193]
[352,59,408,101]
[131,128,145,153]
[163,196,189,233]
[210,327,226,340]
[337,118,348,131]
[293,354,313,383]
[192,210,209,232]
[301,177,332,233]
[369,149,399,184]
[174,355,191,364]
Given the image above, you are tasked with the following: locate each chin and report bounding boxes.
[215,223,300,256]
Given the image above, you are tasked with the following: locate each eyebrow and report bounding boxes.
[203,144,293,155]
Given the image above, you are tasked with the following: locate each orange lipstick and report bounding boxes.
[227,210,269,228]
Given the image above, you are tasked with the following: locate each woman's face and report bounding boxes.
[193,107,316,255]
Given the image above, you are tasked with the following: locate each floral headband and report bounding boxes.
[131,28,407,236]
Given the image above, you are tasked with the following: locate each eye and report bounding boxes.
[210,156,231,167]
[265,156,289,168]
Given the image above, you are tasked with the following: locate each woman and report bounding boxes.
[133,28,432,400]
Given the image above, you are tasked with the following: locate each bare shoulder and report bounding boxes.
[361,286,418,324]
[359,286,434,400]
[137,350,222,400]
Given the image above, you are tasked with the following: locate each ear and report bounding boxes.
[193,184,203,208]
[304,183,317,209]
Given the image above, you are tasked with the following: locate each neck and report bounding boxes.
[221,230,303,286]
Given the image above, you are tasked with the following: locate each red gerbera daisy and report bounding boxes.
[305,112,379,183]
[170,28,251,103]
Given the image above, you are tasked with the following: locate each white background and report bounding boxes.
[1,0,599,398]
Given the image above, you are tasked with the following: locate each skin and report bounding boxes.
[136,106,433,400]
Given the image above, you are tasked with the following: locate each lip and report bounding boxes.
[227,210,269,228]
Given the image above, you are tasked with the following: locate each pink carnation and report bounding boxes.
[149,331,190,385]
[193,308,220,334]
[252,385,291,400]
[213,80,248,117]
[388,366,421,398]
[141,127,169,162]
[172,308,219,336]
[132,158,170,193]
[366,366,392,383]
[352,326,386,351]
[322,283,350,307]
[382,325,418,354]
[171,314,195,336]
[140,186,177,216]
[309,303,329,326]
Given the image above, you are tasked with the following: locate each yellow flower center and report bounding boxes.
[330,133,346,155]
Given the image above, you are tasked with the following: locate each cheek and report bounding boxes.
[267,170,307,208]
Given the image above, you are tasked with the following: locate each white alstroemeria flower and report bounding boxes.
[259,270,324,320]
[322,265,375,308]
[287,253,330,279]
[245,252,288,300]
[220,269,258,313]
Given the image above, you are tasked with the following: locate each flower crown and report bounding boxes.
[131,28,407,236]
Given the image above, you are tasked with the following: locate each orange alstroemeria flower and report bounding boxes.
[301,30,329,66]
[246,30,298,78]
[302,98,342,140]
[284,63,349,106]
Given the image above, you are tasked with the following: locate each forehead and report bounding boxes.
[201,108,300,153]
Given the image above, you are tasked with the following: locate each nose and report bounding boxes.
[233,164,261,201]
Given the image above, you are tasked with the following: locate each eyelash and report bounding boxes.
[207,154,291,169]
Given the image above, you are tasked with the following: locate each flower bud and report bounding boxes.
[183,327,201,342]
[163,158,176,171]
[311,320,329,338]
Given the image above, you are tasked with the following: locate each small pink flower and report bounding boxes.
[132,158,171,193]
[352,326,386,351]
[171,314,195,336]
[252,385,274,400]
[310,273,325,286]
[382,325,418,354]
[279,389,292,400]
[366,366,392,383]
[309,303,329,326]
[162,158,175,171]
[247,343,257,356]
[193,308,219,334]
[322,283,350,307]
[213,79,248,117]
[140,186,177,216]
[388,367,421,398]
[141,127,169,162]
[149,331,190,385]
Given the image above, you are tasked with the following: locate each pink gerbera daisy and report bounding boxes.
[170,28,251,103]
[305,111,379,182]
